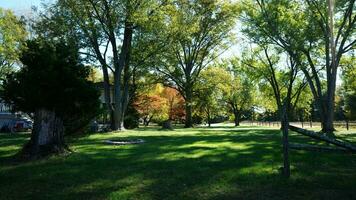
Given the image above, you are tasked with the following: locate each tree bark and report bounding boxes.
[184,85,193,128]
[21,109,66,158]
[233,110,240,126]
[112,21,133,131]
[323,76,337,134]
[206,108,211,127]
[281,108,290,178]
[346,119,349,130]
[323,97,336,134]
[145,116,153,126]
[162,120,173,129]
[323,0,336,135]
[101,65,115,129]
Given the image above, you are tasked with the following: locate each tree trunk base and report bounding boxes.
[16,109,69,160]
[16,142,71,160]
[162,120,173,130]
[112,127,127,132]
[321,127,336,138]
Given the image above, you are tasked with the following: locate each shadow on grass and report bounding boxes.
[0,127,356,200]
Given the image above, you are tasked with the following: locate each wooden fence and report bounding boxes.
[242,121,356,130]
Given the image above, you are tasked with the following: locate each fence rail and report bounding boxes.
[242,121,356,130]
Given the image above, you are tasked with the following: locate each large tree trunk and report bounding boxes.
[233,110,240,126]
[301,57,332,134]
[102,65,115,130]
[112,21,133,131]
[323,93,336,134]
[90,33,115,130]
[21,109,66,158]
[184,86,193,128]
[281,108,290,178]
[322,0,336,134]
[207,109,211,127]
[322,0,335,133]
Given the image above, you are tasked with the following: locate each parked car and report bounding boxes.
[10,118,33,132]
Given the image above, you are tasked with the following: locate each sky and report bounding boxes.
[0,0,52,15]
[0,0,38,9]
[0,0,242,58]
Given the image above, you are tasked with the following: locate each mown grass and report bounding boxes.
[1,125,356,200]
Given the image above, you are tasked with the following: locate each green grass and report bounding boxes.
[1,125,356,200]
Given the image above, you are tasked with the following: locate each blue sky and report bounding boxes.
[0,0,241,57]
[0,0,51,15]
[0,0,43,9]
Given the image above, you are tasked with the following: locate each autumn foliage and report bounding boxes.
[162,87,185,122]
[134,84,185,125]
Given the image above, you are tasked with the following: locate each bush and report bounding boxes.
[124,104,140,129]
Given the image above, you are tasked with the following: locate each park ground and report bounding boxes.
[1,125,356,200]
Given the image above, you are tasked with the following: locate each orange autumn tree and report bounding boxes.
[161,87,185,122]
[134,84,168,126]
[134,84,185,126]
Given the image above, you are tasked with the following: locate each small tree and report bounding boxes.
[341,58,356,120]
[134,94,167,126]
[1,40,100,158]
[161,87,185,122]
[242,46,306,178]
[220,58,256,126]
[196,67,227,126]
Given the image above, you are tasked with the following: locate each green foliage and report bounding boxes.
[124,104,140,129]
[239,0,355,128]
[341,58,356,119]
[239,0,308,49]
[1,40,100,134]
[0,8,27,79]
[154,0,238,97]
[195,67,228,123]
[240,45,308,123]
[221,58,256,117]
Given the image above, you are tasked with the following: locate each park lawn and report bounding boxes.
[1,126,356,200]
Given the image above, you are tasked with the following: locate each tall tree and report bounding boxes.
[243,46,306,178]
[1,40,100,158]
[221,58,256,126]
[303,0,355,133]
[240,0,356,133]
[196,67,227,127]
[45,0,166,130]
[155,0,237,127]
